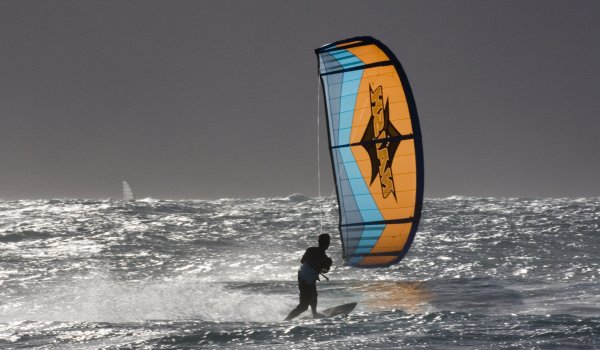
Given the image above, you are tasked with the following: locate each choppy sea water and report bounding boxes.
[0,196,599,349]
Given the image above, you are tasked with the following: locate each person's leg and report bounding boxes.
[285,281,311,320]
[310,284,318,317]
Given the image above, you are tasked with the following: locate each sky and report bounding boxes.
[1,0,599,199]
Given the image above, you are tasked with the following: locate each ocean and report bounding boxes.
[1,196,599,349]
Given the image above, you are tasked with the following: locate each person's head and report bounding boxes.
[318,233,330,250]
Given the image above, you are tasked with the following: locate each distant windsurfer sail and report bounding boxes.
[315,36,424,268]
[122,180,135,202]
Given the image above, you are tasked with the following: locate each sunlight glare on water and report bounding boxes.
[0,196,599,349]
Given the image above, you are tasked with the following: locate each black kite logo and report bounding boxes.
[361,85,401,200]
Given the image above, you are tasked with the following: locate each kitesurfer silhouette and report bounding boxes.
[284,233,332,320]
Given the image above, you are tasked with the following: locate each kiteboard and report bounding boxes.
[314,302,357,318]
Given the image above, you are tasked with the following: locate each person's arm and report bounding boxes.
[321,254,332,273]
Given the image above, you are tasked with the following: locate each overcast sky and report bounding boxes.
[1,0,599,199]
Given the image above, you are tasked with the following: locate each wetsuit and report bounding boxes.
[285,247,332,320]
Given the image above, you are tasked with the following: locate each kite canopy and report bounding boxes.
[316,36,424,268]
